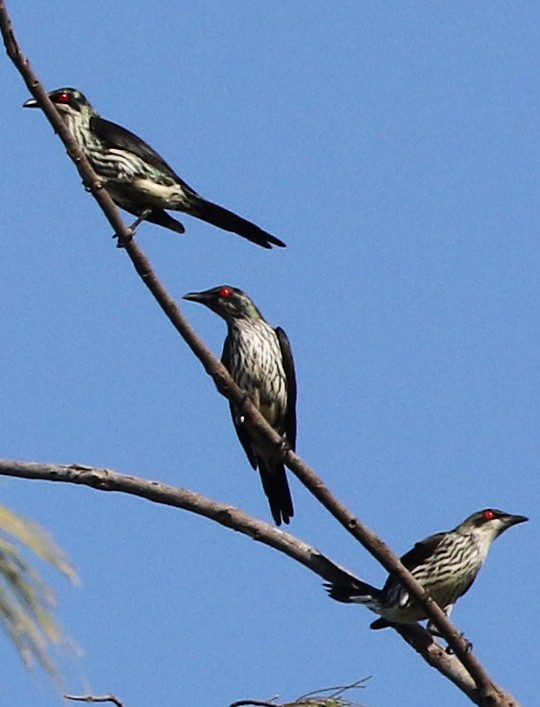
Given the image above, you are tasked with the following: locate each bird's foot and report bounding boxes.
[445,633,473,655]
[278,438,292,457]
[113,210,152,247]
[114,230,134,248]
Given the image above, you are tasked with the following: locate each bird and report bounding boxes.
[183,285,296,525]
[325,508,527,630]
[23,88,285,249]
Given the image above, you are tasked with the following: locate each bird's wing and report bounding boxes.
[400,532,445,570]
[380,531,445,595]
[275,326,297,450]
[91,116,196,190]
[222,337,258,470]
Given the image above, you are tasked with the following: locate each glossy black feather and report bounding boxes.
[257,460,294,526]
[275,326,297,449]
[188,199,284,249]
[325,578,380,604]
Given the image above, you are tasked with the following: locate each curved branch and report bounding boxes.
[0,459,353,585]
[0,4,521,706]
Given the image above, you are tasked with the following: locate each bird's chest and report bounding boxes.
[429,541,482,604]
[228,325,286,407]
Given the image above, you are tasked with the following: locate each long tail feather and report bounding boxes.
[259,461,294,526]
[190,198,286,249]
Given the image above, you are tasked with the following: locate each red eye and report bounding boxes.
[483,509,496,520]
[56,92,71,104]
[219,287,233,298]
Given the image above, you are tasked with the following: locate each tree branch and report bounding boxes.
[0,3,521,705]
[64,695,126,707]
[0,459,357,586]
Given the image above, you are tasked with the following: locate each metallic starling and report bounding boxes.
[326,509,527,630]
[23,88,285,249]
[183,285,296,525]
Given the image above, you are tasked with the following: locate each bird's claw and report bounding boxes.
[278,438,292,456]
[445,633,473,655]
[114,232,134,248]
[112,210,152,247]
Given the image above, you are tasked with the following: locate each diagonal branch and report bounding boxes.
[0,3,520,705]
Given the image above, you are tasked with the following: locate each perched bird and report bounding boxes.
[326,509,527,630]
[184,285,296,525]
[23,88,285,249]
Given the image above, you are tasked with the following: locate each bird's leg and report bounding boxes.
[426,603,454,638]
[114,209,152,248]
[426,612,473,654]
[127,209,152,232]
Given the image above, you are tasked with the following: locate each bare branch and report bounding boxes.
[0,459,371,588]
[0,3,522,706]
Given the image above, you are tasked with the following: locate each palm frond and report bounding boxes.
[0,503,79,679]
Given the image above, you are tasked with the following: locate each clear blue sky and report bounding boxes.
[1,2,538,705]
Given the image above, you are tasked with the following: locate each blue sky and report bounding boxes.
[1,2,538,705]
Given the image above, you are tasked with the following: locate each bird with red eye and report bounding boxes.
[325,508,528,640]
[23,87,286,249]
[55,91,72,104]
[184,285,297,526]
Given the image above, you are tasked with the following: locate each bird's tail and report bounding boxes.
[258,460,294,526]
[189,197,286,249]
[325,577,383,613]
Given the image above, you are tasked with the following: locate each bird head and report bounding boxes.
[183,286,262,322]
[23,87,93,117]
[457,508,528,543]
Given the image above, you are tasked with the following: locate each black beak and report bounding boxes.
[506,514,528,527]
[23,97,39,108]
[183,291,210,304]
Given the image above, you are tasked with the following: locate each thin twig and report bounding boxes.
[296,677,369,701]
[64,694,125,707]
